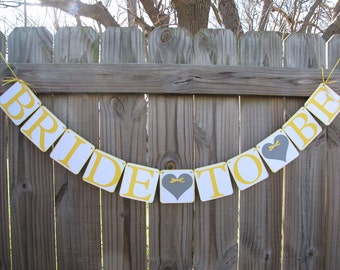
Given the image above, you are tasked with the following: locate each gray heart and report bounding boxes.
[262,135,289,162]
[162,173,193,200]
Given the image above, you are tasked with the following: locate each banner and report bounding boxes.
[1,62,340,204]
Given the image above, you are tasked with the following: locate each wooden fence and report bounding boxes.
[0,27,339,270]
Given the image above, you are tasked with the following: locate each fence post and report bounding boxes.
[192,29,239,270]
[100,26,148,270]
[238,31,284,270]
[7,27,55,270]
[148,27,194,269]
[0,31,10,270]
[324,34,340,270]
[283,33,326,270]
[53,26,101,270]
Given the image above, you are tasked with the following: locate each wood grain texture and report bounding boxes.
[238,32,284,270]
[284,33,326,68]
[324,34,340,270]
[7,30,56,270]
[100,27,147,270]
[53,27,101,270]
[0,31,5,63]
[148,27,194,270]
[193,29,238,65]
[326,34,340,69]
[0,34,10,270]
[282,36,327,270]
[0,101,10,270]
[54,27,99,63]
[7,27,52,63]
[193,96,239,270]
[240,31,282,67]
[1,64,339,96]
[192,28,239,270]
[324,115,340,270]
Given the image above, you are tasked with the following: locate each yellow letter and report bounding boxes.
[122,164,155,201]
[233,154,263,184]
[196,163,226,199]
[285,112,319,149]
[83,150,123,188]
[58,135,87,169]
[306,85,340,124]
[21,107,59,151]
[0,84,38,122]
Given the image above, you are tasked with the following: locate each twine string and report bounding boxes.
[322,57,340,86]
[0,52,35,91]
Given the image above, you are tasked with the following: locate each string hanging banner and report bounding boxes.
[1,56,340,204]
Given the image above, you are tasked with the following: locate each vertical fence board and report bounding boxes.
[238,32,284,269]
[54,27,99,63]
[283,34,326,270]
[325,34,340,270]
[327,34,340,69]
[7,28,55,270]
[148,28,194,269]
[284,33,325,68]
[193,29,238,65]
[192,29,239,270]
[0,33,10,270]
[53,27,101,270]
[100,27,147,270]
[8,27,52,63]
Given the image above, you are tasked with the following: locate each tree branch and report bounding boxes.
[298,0,322,33]
[39,0,119,27]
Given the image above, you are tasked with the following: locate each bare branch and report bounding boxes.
[39,0,119,27]
[258,0,273,31]
[298,0,322,33]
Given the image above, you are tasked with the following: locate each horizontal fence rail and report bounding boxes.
[0,26,339,270]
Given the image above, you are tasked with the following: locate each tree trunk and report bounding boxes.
[172,0,211,35]
[218,0,244,37]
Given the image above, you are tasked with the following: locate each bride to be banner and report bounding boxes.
[1,62,339,204]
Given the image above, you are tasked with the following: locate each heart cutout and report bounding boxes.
[262,135,289,162]
[162,173,193,200]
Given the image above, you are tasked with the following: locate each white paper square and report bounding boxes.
[282,107,322,150]
[20,106,66,152]
[160,169,194,204]
[50,129,95,174]
[0,82,41,125]
[194,162,233,202]
[305,83,340,126]
[256,129,299,172]
[83,150,126,192]
[227,148,268,190]
[119,163,159,203]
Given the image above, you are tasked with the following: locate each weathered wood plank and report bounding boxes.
[284,33,325,68]
[0,31,5,63]
[327,34,340,69]
[193,29,238,65]
[192,29,239,270]
[324,33,340,270]
[282,35,326,270]
[100,27,147,270]
[54,27,99,63]
[324,115,340,270]
[238,32,284,270]
[7,27,52,63]
[240,31,283,67]
[193,96,239,270]
[148,28,194,269]
[7,29,56,270]
[53,27,101,270]
[1,64,338,96]
[0,32,10,270]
